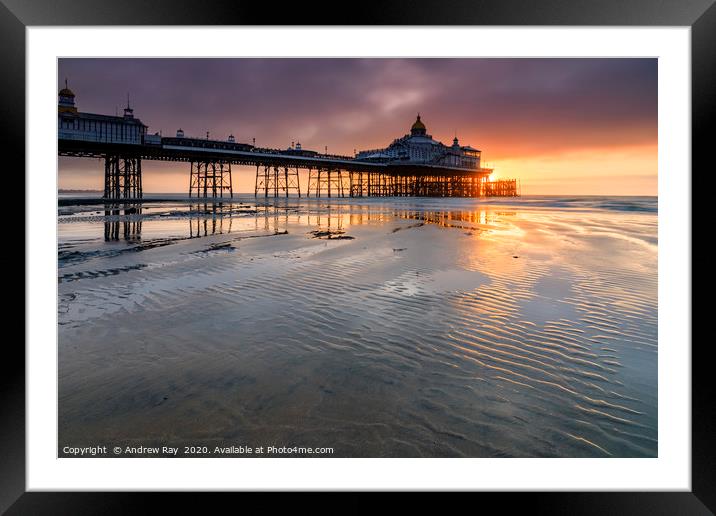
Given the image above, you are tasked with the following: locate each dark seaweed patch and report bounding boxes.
[309,229,354,240]
[58,264,147,283]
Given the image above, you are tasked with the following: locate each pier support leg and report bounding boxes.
[103,155,142,201]
[284,166,300,197]
[273,166,279,198]
[256,163,301,197]
[263,165,270,197]
[189,160,233,198]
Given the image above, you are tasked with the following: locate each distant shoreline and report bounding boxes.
[58,191,658,197]
[58,189,102,193]
[56,195,657,215]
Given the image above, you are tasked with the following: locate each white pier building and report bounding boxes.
[355,115,481,170]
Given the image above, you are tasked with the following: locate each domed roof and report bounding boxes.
[59,79,75,97]
[411,114,426,132]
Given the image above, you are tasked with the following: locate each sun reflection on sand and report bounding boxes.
[57,197,657,457]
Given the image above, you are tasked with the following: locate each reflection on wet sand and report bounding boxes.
[58,197,657,458]
[103,203,142,242]
[92,201,518,243]
[399,209,516,229]
[189,203,233,238]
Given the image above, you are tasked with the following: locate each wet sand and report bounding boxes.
[58,196,657,457]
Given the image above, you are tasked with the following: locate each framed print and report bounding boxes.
[5,0,711,511]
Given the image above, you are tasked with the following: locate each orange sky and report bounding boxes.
[58,58,657,195]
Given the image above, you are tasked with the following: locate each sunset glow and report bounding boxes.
[58,58,657,195]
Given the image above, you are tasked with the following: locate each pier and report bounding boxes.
[58,87,519,200]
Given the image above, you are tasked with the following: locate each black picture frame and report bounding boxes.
[4,0,709,511]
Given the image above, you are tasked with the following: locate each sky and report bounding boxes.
[58,58,657,195]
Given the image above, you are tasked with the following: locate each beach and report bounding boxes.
[57,196,658,458]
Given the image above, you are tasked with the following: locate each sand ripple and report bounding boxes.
[58,199,657,457]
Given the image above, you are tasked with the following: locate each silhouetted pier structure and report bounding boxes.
[58,87,518,200]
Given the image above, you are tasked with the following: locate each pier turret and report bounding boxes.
[58,80,77,114]
[123,95,134,119]
[410,114,427,136]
